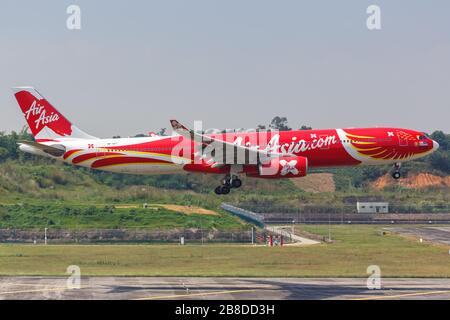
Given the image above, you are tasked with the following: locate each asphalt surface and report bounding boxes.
[387,226,450,245]
[1,277,450,300]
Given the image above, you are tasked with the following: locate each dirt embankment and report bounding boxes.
[372,173,450,190]
[291,173,335,193]
[113,204,219,215]
[158,204,219,216]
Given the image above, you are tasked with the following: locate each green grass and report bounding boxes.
[0,225,448,277]
[0,203,244,230]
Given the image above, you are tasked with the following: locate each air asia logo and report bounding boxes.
[17,93,73,137]
[234,134,338,154]
[25,100,60,130]
[280,159,298,175]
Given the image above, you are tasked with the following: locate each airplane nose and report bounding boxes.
[433,140,440,151]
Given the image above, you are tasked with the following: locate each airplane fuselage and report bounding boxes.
[24,127,438,176]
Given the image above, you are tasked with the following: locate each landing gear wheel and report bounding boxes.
[231,178,242,188]
[214,186,223,195]
[220,185,230,195]
[391,162,402,180]
[216,175,241,194]
[222,175,231,186]
[392,172,401,180]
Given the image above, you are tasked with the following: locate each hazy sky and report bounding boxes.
[1,0,449,137]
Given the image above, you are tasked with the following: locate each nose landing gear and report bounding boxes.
[392,171,401,179]
[214,175,242,195]
[392,162,402,180]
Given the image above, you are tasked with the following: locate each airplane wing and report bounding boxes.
[170,120,291,167]
[17,140,66,157]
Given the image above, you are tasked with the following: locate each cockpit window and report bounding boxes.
[418,135,427,140]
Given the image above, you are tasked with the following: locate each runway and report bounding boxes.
[387,226,450,245]
[1,277,450,300]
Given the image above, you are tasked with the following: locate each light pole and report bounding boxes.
[200,219,203,245]
[328,213,331,242]
[251,226,254,245]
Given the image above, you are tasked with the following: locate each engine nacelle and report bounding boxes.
[246,156,308,178]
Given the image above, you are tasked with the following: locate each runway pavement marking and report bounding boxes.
[133,289,257,300]
[102,283,272,289]
[0,283,66,287]
[0,286,69,296]
[353,290,450,300]
[0,284,90,296]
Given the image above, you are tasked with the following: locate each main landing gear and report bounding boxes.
[214,175,242,195]
[392,162,401,180]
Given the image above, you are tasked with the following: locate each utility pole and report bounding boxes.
[292,220,295,236]
[251,226,254,245]
[200,219,203,245]
[328,213,331,242]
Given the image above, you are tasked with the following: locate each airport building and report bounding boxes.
[356,202,389,214]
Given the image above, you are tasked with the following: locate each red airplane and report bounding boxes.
[13,87,439,194]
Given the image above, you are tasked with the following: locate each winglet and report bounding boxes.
[170,119,189,133]
[170,119,196,140]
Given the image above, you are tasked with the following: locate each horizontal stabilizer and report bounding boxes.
[17,140,66,157]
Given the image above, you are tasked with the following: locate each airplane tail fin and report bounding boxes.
[12,87,97,141]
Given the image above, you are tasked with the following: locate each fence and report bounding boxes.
[0,228,270,244]
[261,212,450,224]
[236,204,450,214]
[222,203,450,225]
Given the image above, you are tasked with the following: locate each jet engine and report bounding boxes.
[246,155,308,178]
